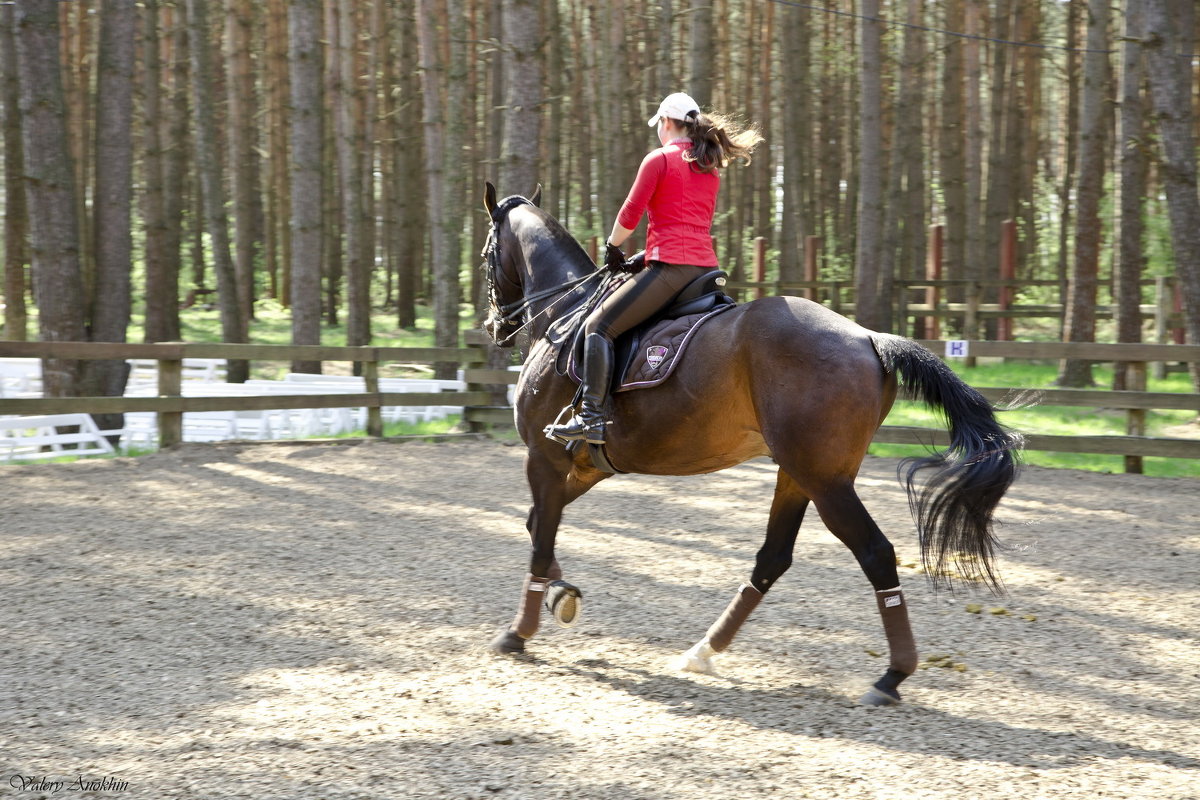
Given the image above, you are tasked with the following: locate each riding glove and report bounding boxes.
[603,242,626,272]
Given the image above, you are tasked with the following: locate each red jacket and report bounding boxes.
[616,138,720,267]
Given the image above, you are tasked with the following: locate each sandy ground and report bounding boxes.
[1,439,1197,800]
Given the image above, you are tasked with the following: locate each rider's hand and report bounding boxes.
[622,250,646,274]
[603,242,626,272]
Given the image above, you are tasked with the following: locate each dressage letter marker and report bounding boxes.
[945,340,969,358]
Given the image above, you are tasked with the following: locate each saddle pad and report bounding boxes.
[615,304,734,392]
[564,304,729,393]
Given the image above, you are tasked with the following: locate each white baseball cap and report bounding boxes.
[647,92,701,127]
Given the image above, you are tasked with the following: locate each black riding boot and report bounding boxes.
[549,333,613,444]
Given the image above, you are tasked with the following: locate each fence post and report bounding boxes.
[804,235,821,301]
[753,236,767,299]
[925,224,943,340]
[1125,362,1147,474]
[157,349,183,449]
[998,219,1016,341]
[964,281,980,368]
[363,351,383,438]
[1154,277,1169,379]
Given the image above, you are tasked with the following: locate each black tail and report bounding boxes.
[870,334,1024,593]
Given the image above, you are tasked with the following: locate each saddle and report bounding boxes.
[556,267,736,392]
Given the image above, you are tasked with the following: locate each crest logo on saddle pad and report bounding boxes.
[645,345,669,369]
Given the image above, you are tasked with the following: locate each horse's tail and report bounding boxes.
[870,333,1024,593]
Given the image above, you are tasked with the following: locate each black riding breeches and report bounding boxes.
[584,262,714,342]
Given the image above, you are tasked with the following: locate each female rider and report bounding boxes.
[548,92,762,445]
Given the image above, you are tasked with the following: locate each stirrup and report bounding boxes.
[543,404,579,444]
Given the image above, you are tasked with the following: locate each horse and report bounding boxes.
[480,183,1022,705]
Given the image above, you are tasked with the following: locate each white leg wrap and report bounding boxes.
[674,638,718,676]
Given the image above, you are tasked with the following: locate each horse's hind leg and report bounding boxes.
[678,468,809,675]
[812,482,918,705]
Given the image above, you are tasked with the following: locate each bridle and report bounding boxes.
[483,197,604,346]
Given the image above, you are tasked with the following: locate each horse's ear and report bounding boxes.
[484,182,497,215]
[529,184,542,207]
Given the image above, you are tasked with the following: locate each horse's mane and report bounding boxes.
[508,204,598,279]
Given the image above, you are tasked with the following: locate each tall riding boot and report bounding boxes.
[549,333,613,444]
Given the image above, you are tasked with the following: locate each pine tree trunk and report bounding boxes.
[14,0,87,397]
[1,4,28,341]
[289,0,324,374]
[141,0,176,344]
[1114,0,1147,390]
[394,0,422,330]
[1057,0,1110,388]
[416,0,457,376]
[163,0,188,337]
[266,0,291,304]
[963,0,984,337]
[778,3,808,283]
[688,2,712,107]
[1057,0,1081,294]
[226,0,261,322]
[939,0,966,296]
[1143,0,1200,391]
[86,0,136,433]
[854,0,885,331]
[334,0,370,350]
[186,0,249,382]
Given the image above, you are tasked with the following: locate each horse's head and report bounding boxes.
[482,181,542,346]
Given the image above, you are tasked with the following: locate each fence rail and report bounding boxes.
[1,338,1197,471]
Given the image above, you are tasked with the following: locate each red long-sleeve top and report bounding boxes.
[616,138,720,267]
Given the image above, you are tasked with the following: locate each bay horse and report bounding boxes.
[481,183,1022,705]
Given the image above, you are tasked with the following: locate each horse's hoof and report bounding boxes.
[490,629,526,655]
[545,580,582,628]
[674,639,719,676]
[859,685,902,706]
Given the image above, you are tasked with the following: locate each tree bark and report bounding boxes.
[226,0,262,322]
[86,0,137,432]
[688,2,712,108]
[186,0,249,382]
[14,0,87,397]
[1,4,28,341]
[289,0,323,374]
[1143,0,1200,391]
[778,3,809,283]
[1114,0,1147,389]
[394,0,422,330]
[1057,0,1111,387]
[854,0,885,331]
[416,0,460,377]
[141,0,178,344]
[939,0,966,296]
[334,0,370,350]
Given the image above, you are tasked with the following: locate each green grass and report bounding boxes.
[869,359,1200,478]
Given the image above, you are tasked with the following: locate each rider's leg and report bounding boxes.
[548,264,709,443]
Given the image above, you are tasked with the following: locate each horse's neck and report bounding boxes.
[514,221,595,339]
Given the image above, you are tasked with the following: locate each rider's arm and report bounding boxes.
[611,150,665,248]
[607,221,634,249]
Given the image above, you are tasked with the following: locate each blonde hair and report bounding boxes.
[679,111,763,174]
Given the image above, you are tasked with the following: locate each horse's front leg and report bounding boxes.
[491,448,604,655]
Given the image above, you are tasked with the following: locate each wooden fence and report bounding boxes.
[1,337,1197,473]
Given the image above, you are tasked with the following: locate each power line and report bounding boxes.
[766,0,1117,55]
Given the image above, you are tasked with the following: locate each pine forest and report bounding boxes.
[2,0,1199,397]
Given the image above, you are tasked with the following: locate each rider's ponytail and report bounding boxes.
[680,111,763,174]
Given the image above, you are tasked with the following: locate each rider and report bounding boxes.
[548,92,762,445]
